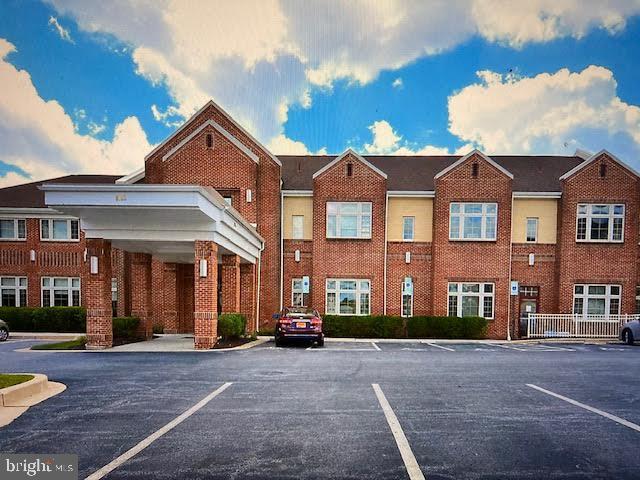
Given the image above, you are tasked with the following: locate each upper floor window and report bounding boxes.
[448,282,494,319]
[41,277,80,307]
[576,204,624,243]
[449,203,497,241]
[573,284,620,317]
[402,216,415,241]
[0,218,26,241]
[1,276,27,307]
[40,218,79,241]
[292,215,304,239]
[526,217,538,243]
[326,202,371,239]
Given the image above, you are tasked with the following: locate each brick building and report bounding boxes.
[0,100,638,347]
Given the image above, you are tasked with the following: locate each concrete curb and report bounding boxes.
[10,332,83,340]
[0,374,66,428]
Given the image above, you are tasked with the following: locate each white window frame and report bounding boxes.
[401,280,413,317]
[41,277,81,307]
[291,278,309,307]
[449,203,497,241]
[575,204,624,243]
[447,282,494,319]
[40,218,80,242]
[0,218,26,241]
[636,286,640,315]
[292,215,305,240]
[402,216,415,242]
[326,202,372,239]
[573,284,621,318]
[325,278,371,316]
[222,196,233,206]
[526,217,538,243]
[0,276,27,307]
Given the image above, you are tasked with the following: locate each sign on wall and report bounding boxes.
[302,276,310,294]
[403,276,413,295]
[510,280,519,296]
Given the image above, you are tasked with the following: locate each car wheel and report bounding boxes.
[623,329,635,345]
[317,335,324,347]
[0,328,8,342]
[275,335,284,347]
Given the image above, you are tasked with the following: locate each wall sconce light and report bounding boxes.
[83,249,87,262]
[528,253,535,266]
[405,251,411,264]
[246,189,252,203]
[30,249,36,262]
[199,259,208,277]
[294,250,301,262]
[90,256,99,274]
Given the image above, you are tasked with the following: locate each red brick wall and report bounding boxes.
[85,238,112,348]
[220,254,241,313]
[162,263,179,333]
[432,154,513,339]
[143,103,280,329]
[177,263,194,333]
[283,240,313,308]
[194,240,218,348]
[240,263,256,333]
[312,153,387,315]
[556,153,640,314]
[386,242,432,316]
[130,252,153,339]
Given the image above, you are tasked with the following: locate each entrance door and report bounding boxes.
[519,286,539,337]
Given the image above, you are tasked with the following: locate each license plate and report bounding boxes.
[296,322,307,328]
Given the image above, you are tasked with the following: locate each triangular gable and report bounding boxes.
[434,149,513,180]
[162,119,258,164]
[559,149,639,181]
[312,149,387,180]
[143,99,281,166]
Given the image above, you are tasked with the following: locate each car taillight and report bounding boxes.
[311,318,322,326]
[279,318,292,324]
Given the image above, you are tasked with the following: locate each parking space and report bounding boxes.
[1,340,640,478]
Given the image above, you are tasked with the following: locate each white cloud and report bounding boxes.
[48,16,74,43]
[47,0,640,150]
[392,78,403,89]
[267,133,326,155]
[0,38,153,186]
[448,65,640,158]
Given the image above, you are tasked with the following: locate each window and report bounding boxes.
[223,196,232,206]
[326,279,370,315]
[526,218,538,243]
[449,203,497,241]
[401,279,413,317]
[1,277,27,307]
[326,202,372,239]
[40,218,79,241]
[576,204,624,242]
[41,277,80,307]
[111,278,118,317]
[292,278,310,307]
[292,215,304,239]
[0,218,26,240]
[448,282,494,319]
[573,284,621,317]
[402,216,414,241]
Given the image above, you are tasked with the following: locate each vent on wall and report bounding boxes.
[471,162,479,178]
[206,133,213,149]
[346,163,353,177]
[599,163,607,178]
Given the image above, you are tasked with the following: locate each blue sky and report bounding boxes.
[0,0,639,186]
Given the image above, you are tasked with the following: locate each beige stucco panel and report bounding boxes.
[283,196,313,240]
[387,197,433,242]
[512,199,557,244]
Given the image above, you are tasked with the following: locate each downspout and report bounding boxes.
[506,192,514,341]
[383,192,389,314]
[279,189,284,311]
[256,241,264,333]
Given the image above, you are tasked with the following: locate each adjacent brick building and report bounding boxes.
[1,101,638,346]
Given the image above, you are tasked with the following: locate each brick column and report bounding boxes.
[221,254,241,313]
[130,252,153,340]
[240,263,256,333]
[163,263,179,333]
[194,240,218,349]
[85,239,113,349]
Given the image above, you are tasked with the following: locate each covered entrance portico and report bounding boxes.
[42,184,264,349]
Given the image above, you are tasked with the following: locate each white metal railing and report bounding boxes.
[527,313,639,338]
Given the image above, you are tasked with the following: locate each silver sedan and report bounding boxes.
[620,318,640,345]
[0,319,8,341]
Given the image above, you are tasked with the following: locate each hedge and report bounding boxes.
[112,317,140,340]
[218,313,246,339]
[0,307,85,332]
[323,315,488,339]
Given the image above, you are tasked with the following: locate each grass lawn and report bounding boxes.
[0,374,34,389]
[31,336,87,351]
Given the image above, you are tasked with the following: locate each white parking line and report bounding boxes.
[371,342,381,351]
[85,382,233,480]
[495,344,528,352]
[527,384,640,433]
[424,342,455,352]
[372,384,426,480]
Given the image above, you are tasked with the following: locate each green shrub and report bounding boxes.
[323,315,404,338]
[112,317,140,340]
[152,324,164,335]
[407,316,488,339]
[0,307,85,332]
[218,313,246,339]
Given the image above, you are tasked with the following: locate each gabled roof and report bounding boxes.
[434,149,513,180]
[559,149,640,181]
[144,99,281,167]
[311,149,388,180]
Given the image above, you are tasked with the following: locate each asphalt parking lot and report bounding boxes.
[1,339,640,479]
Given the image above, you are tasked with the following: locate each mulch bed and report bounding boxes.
[213,338,253,349]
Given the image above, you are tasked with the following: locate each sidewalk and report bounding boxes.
[9,332,83,341]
